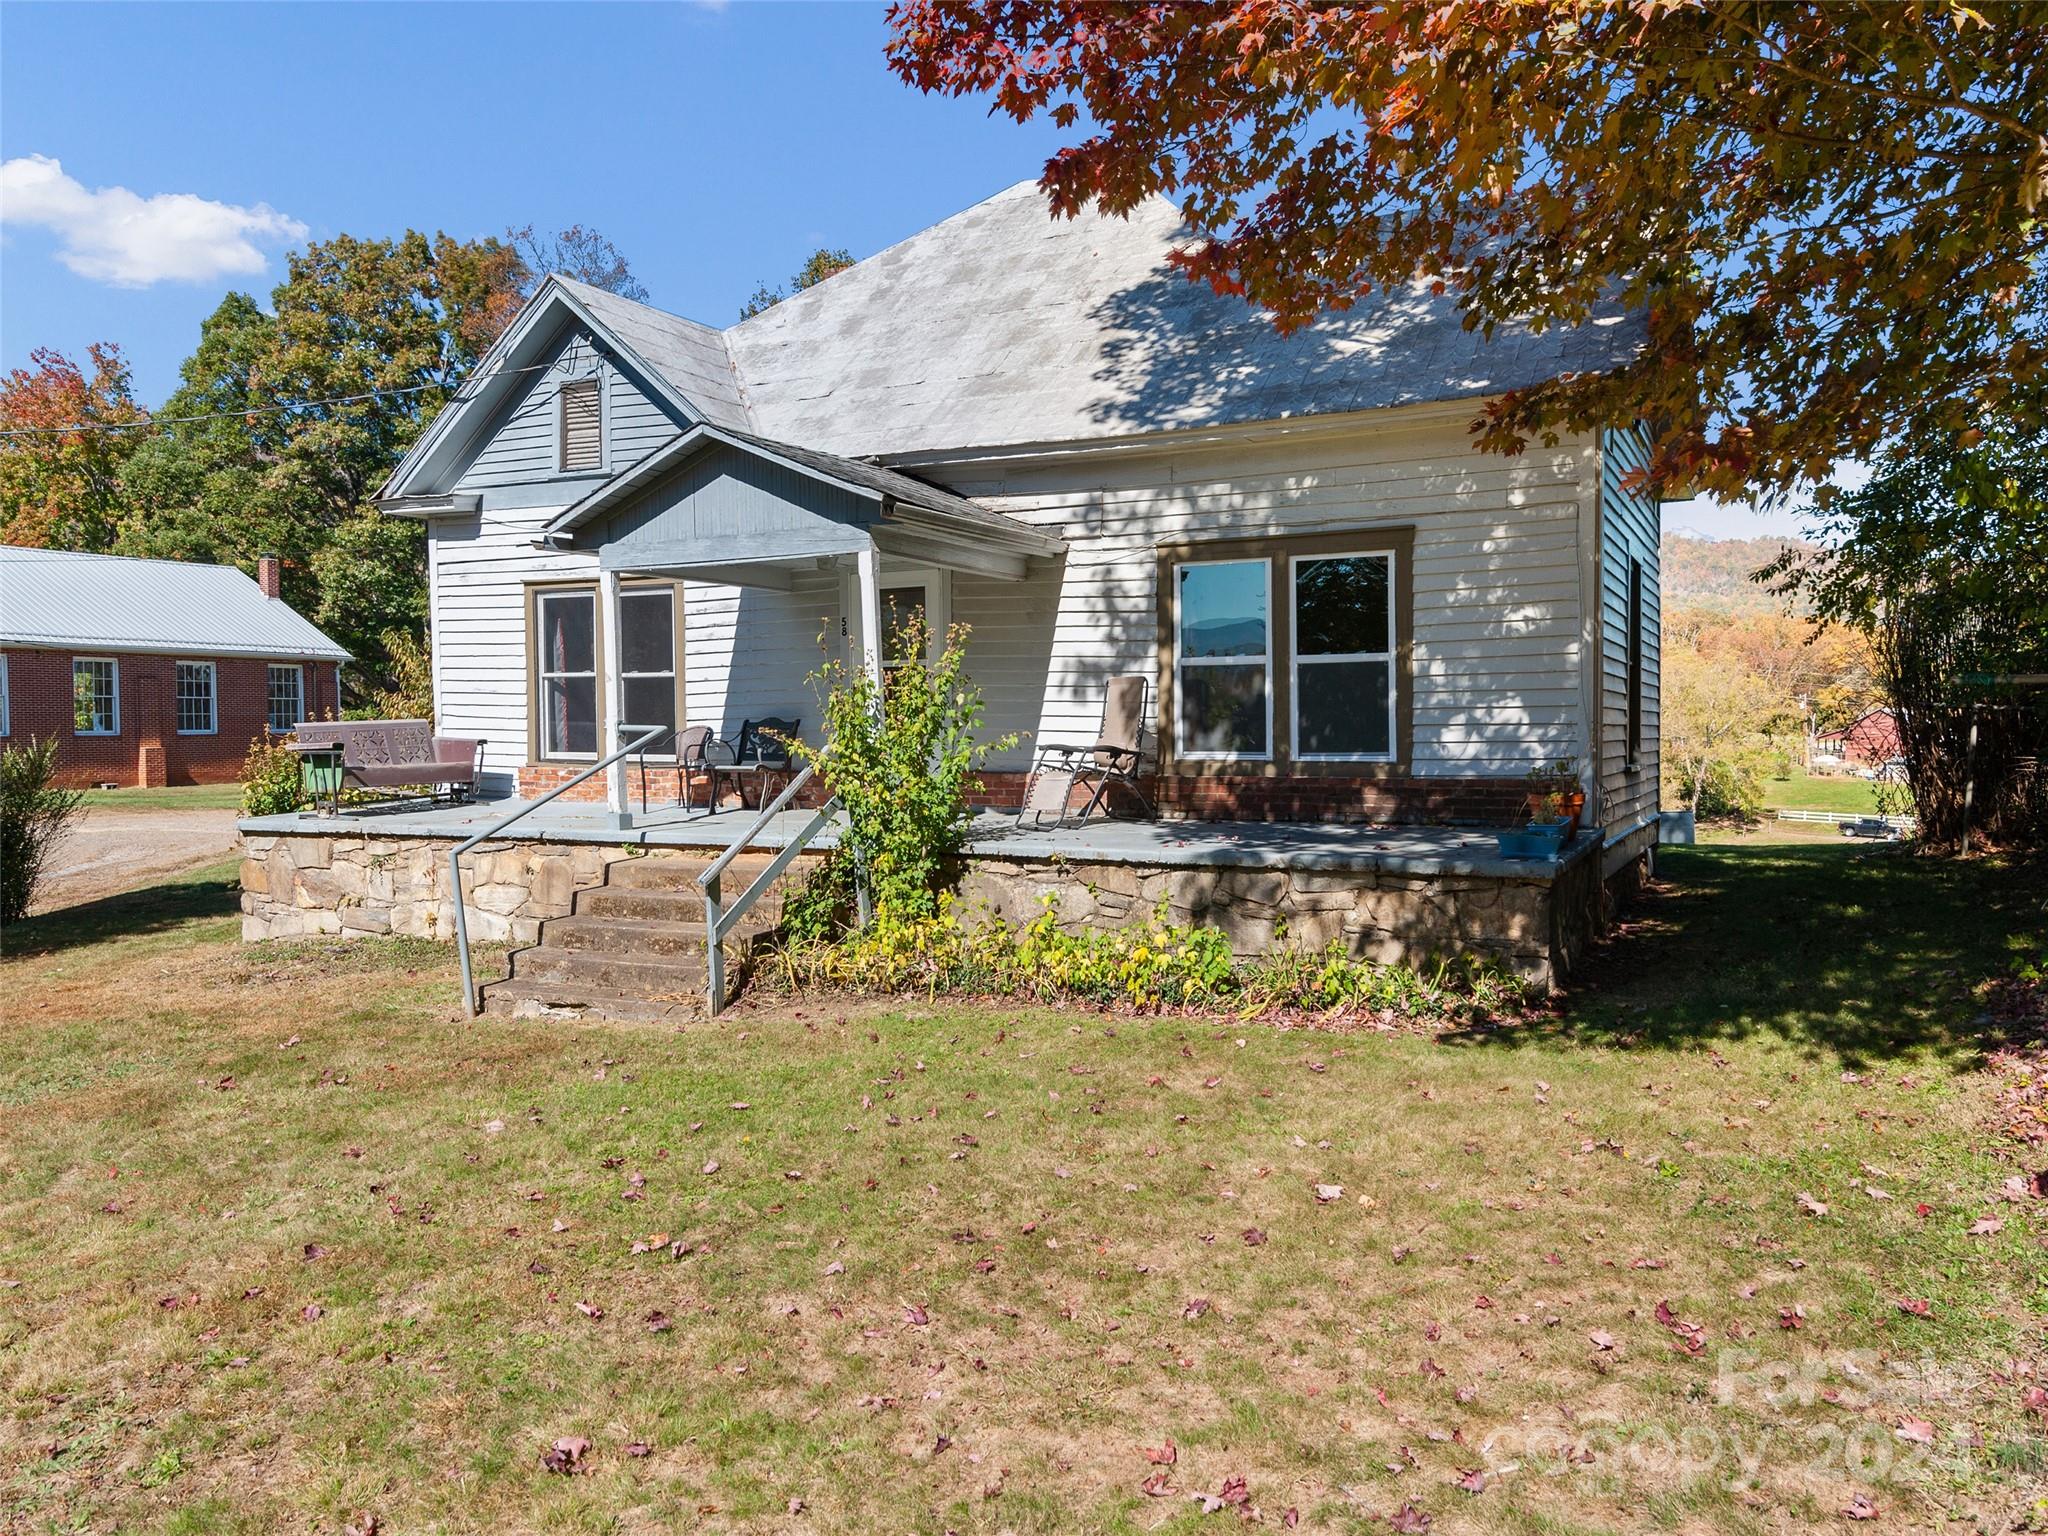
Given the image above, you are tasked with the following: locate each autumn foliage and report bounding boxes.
[0,344,148,549]
[887,1,2048,502]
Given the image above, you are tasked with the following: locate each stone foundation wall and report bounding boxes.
[951,851,1599,987]
[240,833,653,946]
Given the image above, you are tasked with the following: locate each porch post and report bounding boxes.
[854,541,885,694]
[599,566,630,826]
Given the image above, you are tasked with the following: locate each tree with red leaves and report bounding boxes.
[0,343,149,550]
[886,2,2047,505]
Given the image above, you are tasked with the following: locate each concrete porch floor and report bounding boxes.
[238,797,1595,881]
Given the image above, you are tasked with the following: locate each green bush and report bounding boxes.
[1,737,85,924]
[794,614,1015,923]
[765,896,1524,1023]
[239,733,305,817]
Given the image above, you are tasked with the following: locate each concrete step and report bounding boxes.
[541,913,708,958]
[575,885,709,922]
[511,945,708,995]
[604,854,778,891]
[479,975,700,1024]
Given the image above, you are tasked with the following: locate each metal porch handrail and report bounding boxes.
[450,723,669,1017]
[699,762,841,1015]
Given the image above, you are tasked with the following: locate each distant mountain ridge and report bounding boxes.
[1661,532,1818,614]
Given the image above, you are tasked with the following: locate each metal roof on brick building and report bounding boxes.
[0,547,351,661]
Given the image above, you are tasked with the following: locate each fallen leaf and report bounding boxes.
[1895,1416,1935,1445]
[903,1302,930,1326]
[1141,1440,1177,1465]
[301,1243,329,1262]
[540,1435,590,1474]
[1313,1183,1344,1204]
[300,1303,324,1322]
[1182,1297,1212,1320]
[1457,1468,1487,1493]
[1896,1297,1932,1318]
[1218,1474,1250,1507]
[625,1441,652,1458]
[644,1310,673,1333]
[1797,1191,1829,1217]
[1139,1470,1174,1497]
[575,1300,605,1320]
[1588,1329,1616,1351]
[1841,1493,1880,1520]
[1241,1227,1267,1246]
[1389,1503,1434,1534]
[1967,1216,2003,1237]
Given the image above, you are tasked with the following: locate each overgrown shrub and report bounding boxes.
[1,738,85,924]
[765,896,1524,1023]
[239,733,305,817]
[793,614,1015,923]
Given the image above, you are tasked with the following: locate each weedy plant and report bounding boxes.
[238,733,306,817]
[0,737,85,924]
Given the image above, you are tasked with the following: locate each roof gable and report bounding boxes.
[0,548,350,661]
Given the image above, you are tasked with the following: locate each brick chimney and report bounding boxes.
[257,553,282,599]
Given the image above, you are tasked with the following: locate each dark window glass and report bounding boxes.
[544,677,598,756]
[1295,556,1389,656]
[540,592,596,675]
[1297,660,1391,756]
[1179,664,1268,755]
[619,590,673,675]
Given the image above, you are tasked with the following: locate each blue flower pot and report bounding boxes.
[1496,821,1570,860]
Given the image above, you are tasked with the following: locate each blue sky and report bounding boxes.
[1,0,1798,539]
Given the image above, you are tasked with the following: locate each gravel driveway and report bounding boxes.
[32,805,243,915]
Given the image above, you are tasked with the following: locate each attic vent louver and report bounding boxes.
[560,378,602,471]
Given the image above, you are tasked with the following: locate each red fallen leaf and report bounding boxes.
[1219,1474,1250,1507]
[1389,1503,1434,1533]
[1242,1227,1267,1246]
[2023,1384,2048,1420]
[1419,1356,1445,1379]
[624,1441,652,1458]
[342,1514,379,1536]
[1139,1470,1174,1497]
[575,1300,604,1320]
[1895,1416,1936,1445]
[1457,1468,1487,1493]
[1778,1305,1805,1330]
[1914,1202,1933,1218]
[787,1496,806,1514]
[1283,1508,1300,1528]
[1841,1493,1880,1520]
[932,1434,952,1456]
[1896,1297,1932,1317]
[301,1303,324,1321]
[1182,1297,1211,1320]
[241,1286,264,1299]
[644,1311,673,1333]
[1423,1320,1442,1341]
[1654,1299,1706,1355]
[1203,1076,1221,1089]
[1473,1295,1495,1310]
[540,1435,590,1474]
[1141,1440,1177,1465]
[904,1303,930,1326]
[973,1258,996,1274]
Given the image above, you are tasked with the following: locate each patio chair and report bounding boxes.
[707,716,802,811]
[1018,675,1154,826]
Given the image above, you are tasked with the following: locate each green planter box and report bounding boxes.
[297,747,346,805]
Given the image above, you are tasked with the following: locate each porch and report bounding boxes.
[237,797,1606,992]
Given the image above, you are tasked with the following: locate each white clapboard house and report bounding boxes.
[240,181,1662,1009]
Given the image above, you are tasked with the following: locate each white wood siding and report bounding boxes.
[428,406,1602,793]
[938,414,1598,776]
[1595,424,1662,833]
[454,327,681,492]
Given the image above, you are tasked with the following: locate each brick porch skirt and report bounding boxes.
[516,764,1530,826]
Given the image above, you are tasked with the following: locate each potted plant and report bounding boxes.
[1496,757,1584,860]
[1522,757,1585,837]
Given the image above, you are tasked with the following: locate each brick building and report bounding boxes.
[0,547,348,788]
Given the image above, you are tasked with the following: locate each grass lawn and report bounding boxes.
[2,846,2043,1534]
[1761,769,1881,817]
[78,783,246,812]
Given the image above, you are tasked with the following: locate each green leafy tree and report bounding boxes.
[887,2,2048,505]
[738,246,855,320]
[794,616,1014,921]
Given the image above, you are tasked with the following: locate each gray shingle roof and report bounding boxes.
[721,182,1645,458]
[556,278,753,433]
[0,547,350,661]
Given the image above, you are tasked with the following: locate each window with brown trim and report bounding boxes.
[1155,527,1414,777]
[527,581,687,763]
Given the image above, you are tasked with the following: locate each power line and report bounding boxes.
[0,349,593,442]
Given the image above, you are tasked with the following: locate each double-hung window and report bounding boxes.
[0,653,10,736]
[618,587,677,755]
[73,658,118,735]
[1291,551,1396,760]
[1173,558,1271,759]
[176,661,217,735]
[536,589,599,758]
[267,664,304,733]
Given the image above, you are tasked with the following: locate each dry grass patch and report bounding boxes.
[1,850,2043,1534]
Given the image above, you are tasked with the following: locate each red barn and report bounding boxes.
[1815,707,1903,769]
[0,548,348,789]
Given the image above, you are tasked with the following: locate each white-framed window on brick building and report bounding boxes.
[73,657,119,735]
[176,660,217,734]
[0,653,10,736]
[268,664,305,734]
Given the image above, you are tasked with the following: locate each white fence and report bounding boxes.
[1774,808,1916,830]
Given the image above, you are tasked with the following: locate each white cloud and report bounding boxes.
[0,154,307,288]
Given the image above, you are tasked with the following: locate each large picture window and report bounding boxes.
[1291,551,1395,760]
[1173,558,1271,759]
[176,661,217,735]
[73,657,118,735]
[267,664,304,733]
[536,589,599,758]
[1158,528,1412,776]
[618,587,677,755]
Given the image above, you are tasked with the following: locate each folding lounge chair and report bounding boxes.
[1018,675,1154,826]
